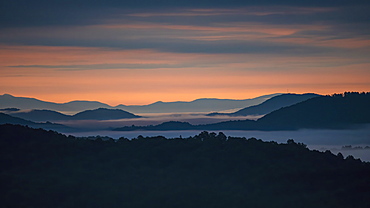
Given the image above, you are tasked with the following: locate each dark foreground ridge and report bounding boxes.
[1,124,370,208]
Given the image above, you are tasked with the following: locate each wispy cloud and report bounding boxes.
[7,63,204,71]
[128,7,337,17]
[0,1,369,104]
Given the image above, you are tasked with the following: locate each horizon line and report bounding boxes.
[0,92,291,107]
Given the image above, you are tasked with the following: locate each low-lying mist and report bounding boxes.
[62,124,370,162]
[58,113,262,130]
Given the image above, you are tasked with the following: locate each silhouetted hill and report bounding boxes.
[0,112,36,125]
[1,124,369,208]
[64,100,112,111]
[113,120,258,131]
[0,112,72,131]
[257,92,370,130]
[207,93,320,116]
[0,93,281,114]
[115,92,370,131]
[115,121,194,131]
[117,94,281,113]
[72,108,141,120]
[0,94,110,112]
[9,109,72,121]
[147,121,194,130]
[7,108,141,122]
[0,108,20,112]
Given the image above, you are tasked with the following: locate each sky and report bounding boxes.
[1,0,370,105]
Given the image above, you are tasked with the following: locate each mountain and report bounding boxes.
[8,109,72,122]
[116,93,282,113]
[0,108,20,112]
[113,120,258,131]
[0,93,281,114]
[207,93,320,116]
[7,108,141,122]
[114,121,194,131]
[0,112,36,125]
[1,124,370,208]
[0,112,72,131]
[115,92,370,131]
[72,108,140,120]
[0,94,110,112]
[257,92,370,130]
[63,101,112,112]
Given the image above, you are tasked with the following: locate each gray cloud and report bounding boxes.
[7,63,200,71]
[1,35,347,57]
[0,0,369,62]
[1,0,369,28]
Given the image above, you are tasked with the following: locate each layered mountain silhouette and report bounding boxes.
[116,94,281,113]
[207,93,320,116]
[256,92,370,130]
[0,108,20,112]
[6,109,71,121]
[6,108,140,122]
[0,94,111,112]
[0,112,35,125]
[114,92,370,131]
[0,93,281,114]
[72,108,140,120]
[0,112,71,131]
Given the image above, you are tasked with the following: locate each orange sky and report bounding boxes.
[1,45,369,105]
[1,5,369,105]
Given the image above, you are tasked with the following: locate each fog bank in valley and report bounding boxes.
[64,124,370,162]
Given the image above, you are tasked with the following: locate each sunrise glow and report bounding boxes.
[1,2,369,105]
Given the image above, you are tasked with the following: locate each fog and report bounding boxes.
[63,125,370,162]
[58,113,262,129]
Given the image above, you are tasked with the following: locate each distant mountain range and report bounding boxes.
[0,94,111,113]
[0,112,72,131]
[72,108,140,120]
[4,108,140,122]
[114,92,370,131]
[117,94,281,113]
[207,93,320,116]
[0,93,281,114]
[1,92,369,132]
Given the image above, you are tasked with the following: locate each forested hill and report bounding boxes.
[1,124,370,208]
[207,93,319,116]
[0,112,72,131]
[6,108,140,122]
[115,92,370,131]
[257,92,370,129]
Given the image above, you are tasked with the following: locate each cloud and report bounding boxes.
[0,21,362,57]
[0,35,341,56]
[1,1,369,28]
[127,7,337,17]
[7,63,200,71]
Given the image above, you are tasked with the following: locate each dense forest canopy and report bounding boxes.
[1,124,370,208]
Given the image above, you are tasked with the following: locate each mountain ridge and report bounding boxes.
[116,93,282,113]
[0,112,72,131]
[1,124,370,207]
[0,93,282,113]
[5,108,141,122]
[207,93,320,116]
[114,92,370,131]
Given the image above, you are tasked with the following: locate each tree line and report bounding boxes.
[1,124,370,208]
